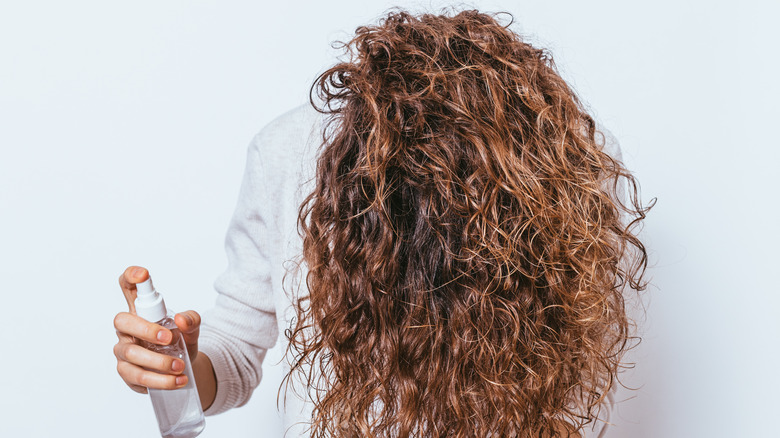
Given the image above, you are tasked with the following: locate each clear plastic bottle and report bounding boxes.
[135,277,205,438]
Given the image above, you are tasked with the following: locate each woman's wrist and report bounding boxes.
[193,351,217,411]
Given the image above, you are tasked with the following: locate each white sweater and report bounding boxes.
[198,103,619,437]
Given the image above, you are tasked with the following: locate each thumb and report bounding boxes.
[174,310,201,356]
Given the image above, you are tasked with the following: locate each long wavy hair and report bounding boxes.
[284,9,652,438]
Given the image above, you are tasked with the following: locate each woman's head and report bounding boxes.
[287,8,651,437]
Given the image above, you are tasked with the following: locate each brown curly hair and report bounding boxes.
[284,8,652,438]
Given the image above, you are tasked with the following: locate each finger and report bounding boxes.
[114,333,145,393]
[114,312,173,346]
[116,329,134,344]
[128,383,148,394]
[118,266,149,313]
[114,342,186,375]
[117,361,188,390]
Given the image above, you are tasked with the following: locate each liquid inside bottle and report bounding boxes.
[141,316,205,438]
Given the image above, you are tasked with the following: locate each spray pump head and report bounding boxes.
[135,276,167,322]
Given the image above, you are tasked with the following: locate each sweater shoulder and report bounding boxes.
[252,104,323,151]
[248,103,325,177]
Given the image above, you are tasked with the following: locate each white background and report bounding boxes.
[1,1,777,436]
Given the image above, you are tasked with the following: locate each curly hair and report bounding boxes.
[284,9,652,438]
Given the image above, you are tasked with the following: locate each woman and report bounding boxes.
[113,9,650,437]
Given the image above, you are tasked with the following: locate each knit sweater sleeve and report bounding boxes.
[198,128,281,416]
[582,123,622,438]
[597,122,626,201]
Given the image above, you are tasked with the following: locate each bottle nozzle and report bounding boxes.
[136,277,155,297]
[134,275,167,322]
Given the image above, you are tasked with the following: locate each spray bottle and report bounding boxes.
[135,276,205,438]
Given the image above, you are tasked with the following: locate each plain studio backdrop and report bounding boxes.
[1,1,777,436]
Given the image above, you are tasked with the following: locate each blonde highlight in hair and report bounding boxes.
[284,9,652,437]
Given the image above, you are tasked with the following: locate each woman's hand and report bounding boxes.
[113,266,202,393]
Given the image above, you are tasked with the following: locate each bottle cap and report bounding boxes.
[135,276,167,322]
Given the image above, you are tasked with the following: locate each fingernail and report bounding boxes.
[172,360,184,372]
[157,330,171,344]
[176,376,187,386]
[133,267,145,279]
